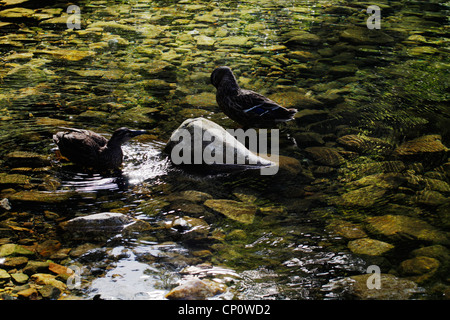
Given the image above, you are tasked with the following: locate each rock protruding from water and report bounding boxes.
[164,117,276,174]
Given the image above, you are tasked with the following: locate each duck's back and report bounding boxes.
[53,129,108,167]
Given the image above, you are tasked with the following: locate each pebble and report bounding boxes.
[30,273,67,291]
[165,278,226,300]
[4,151,50,168]
[16,287,39,299]
[366,215,449,245]
[204,199,257,224]
[0,269,11,282]
[393,135,448,167]
[196,35,215,47]
[326,219,367,239]
[400,256,440,276]
[0,244,34,257]
[220,36,253,47]
[0,256,28,269]
[339,27,394,45]
[304,147,345,167]
[8,190,73,204]
[327,273,419,299]
[337,134,393,155]
[11,272,28,284]
[348,238,394,256]
[336,185,387,207]
[23,261,50,275]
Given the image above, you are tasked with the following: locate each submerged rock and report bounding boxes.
[337,134,393,155]
[268,91,324,109]
[0,7,34,19]
[304,147,345,167]
[400,256,440,276]
[326,219,367,239]
[327,273,419,299]
[413,190,448,206]
[0,268,11,283]
[348,238,394,256]
[204,199,257,224]
[163,215,210,241]
[335,185,387,208]
[4,151,50,168]
[36,49,95,62]
[0,173,30,188]
[0,198,11,210]
[0,243,34,257]
[284,31,321,46]
[366,215,449,244]
[393,135,448,168]
[30,273,66,291]
[8,190,73,204]
[340,27,395,45]
[164,118,276,174]
[165,278,226,300]
[60,212,151,240]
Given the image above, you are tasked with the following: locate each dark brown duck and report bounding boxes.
[53,127,147,170]
[211,66,297,127]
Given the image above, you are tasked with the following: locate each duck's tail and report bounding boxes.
[274,108,297,122]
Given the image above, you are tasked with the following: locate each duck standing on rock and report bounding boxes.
[53,127,147,170]
[211,66,297,127]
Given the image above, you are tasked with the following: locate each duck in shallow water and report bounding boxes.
[53,127,147,170]
[211,66,297,127]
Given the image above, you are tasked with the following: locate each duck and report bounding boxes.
[53,127,147,170]
[210,66,297,127]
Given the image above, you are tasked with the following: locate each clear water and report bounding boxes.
[0,0,449,300]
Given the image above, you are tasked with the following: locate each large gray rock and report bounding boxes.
[164,118,277,174]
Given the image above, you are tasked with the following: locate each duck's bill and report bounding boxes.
[130,129,148,137]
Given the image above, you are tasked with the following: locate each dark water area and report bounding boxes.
[0,0,449,300]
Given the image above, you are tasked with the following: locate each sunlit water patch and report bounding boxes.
[122,140,171,185]
[85,242,188,300]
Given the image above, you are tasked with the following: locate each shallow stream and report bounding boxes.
[0,0,449,300]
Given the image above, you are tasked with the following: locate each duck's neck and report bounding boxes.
[219,73,240,95]
[101,141,124,168]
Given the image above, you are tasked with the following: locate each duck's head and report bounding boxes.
[210,66,236,88]
[108,127,147,146]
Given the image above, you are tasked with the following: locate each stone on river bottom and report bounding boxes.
[166,278,226,300]
[60,212,151,240]
[328,274,419,300]
[204,199,256,224]
[366,215,449,245]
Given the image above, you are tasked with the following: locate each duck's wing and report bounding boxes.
[233,90,297,121]
[53,130,106,166]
